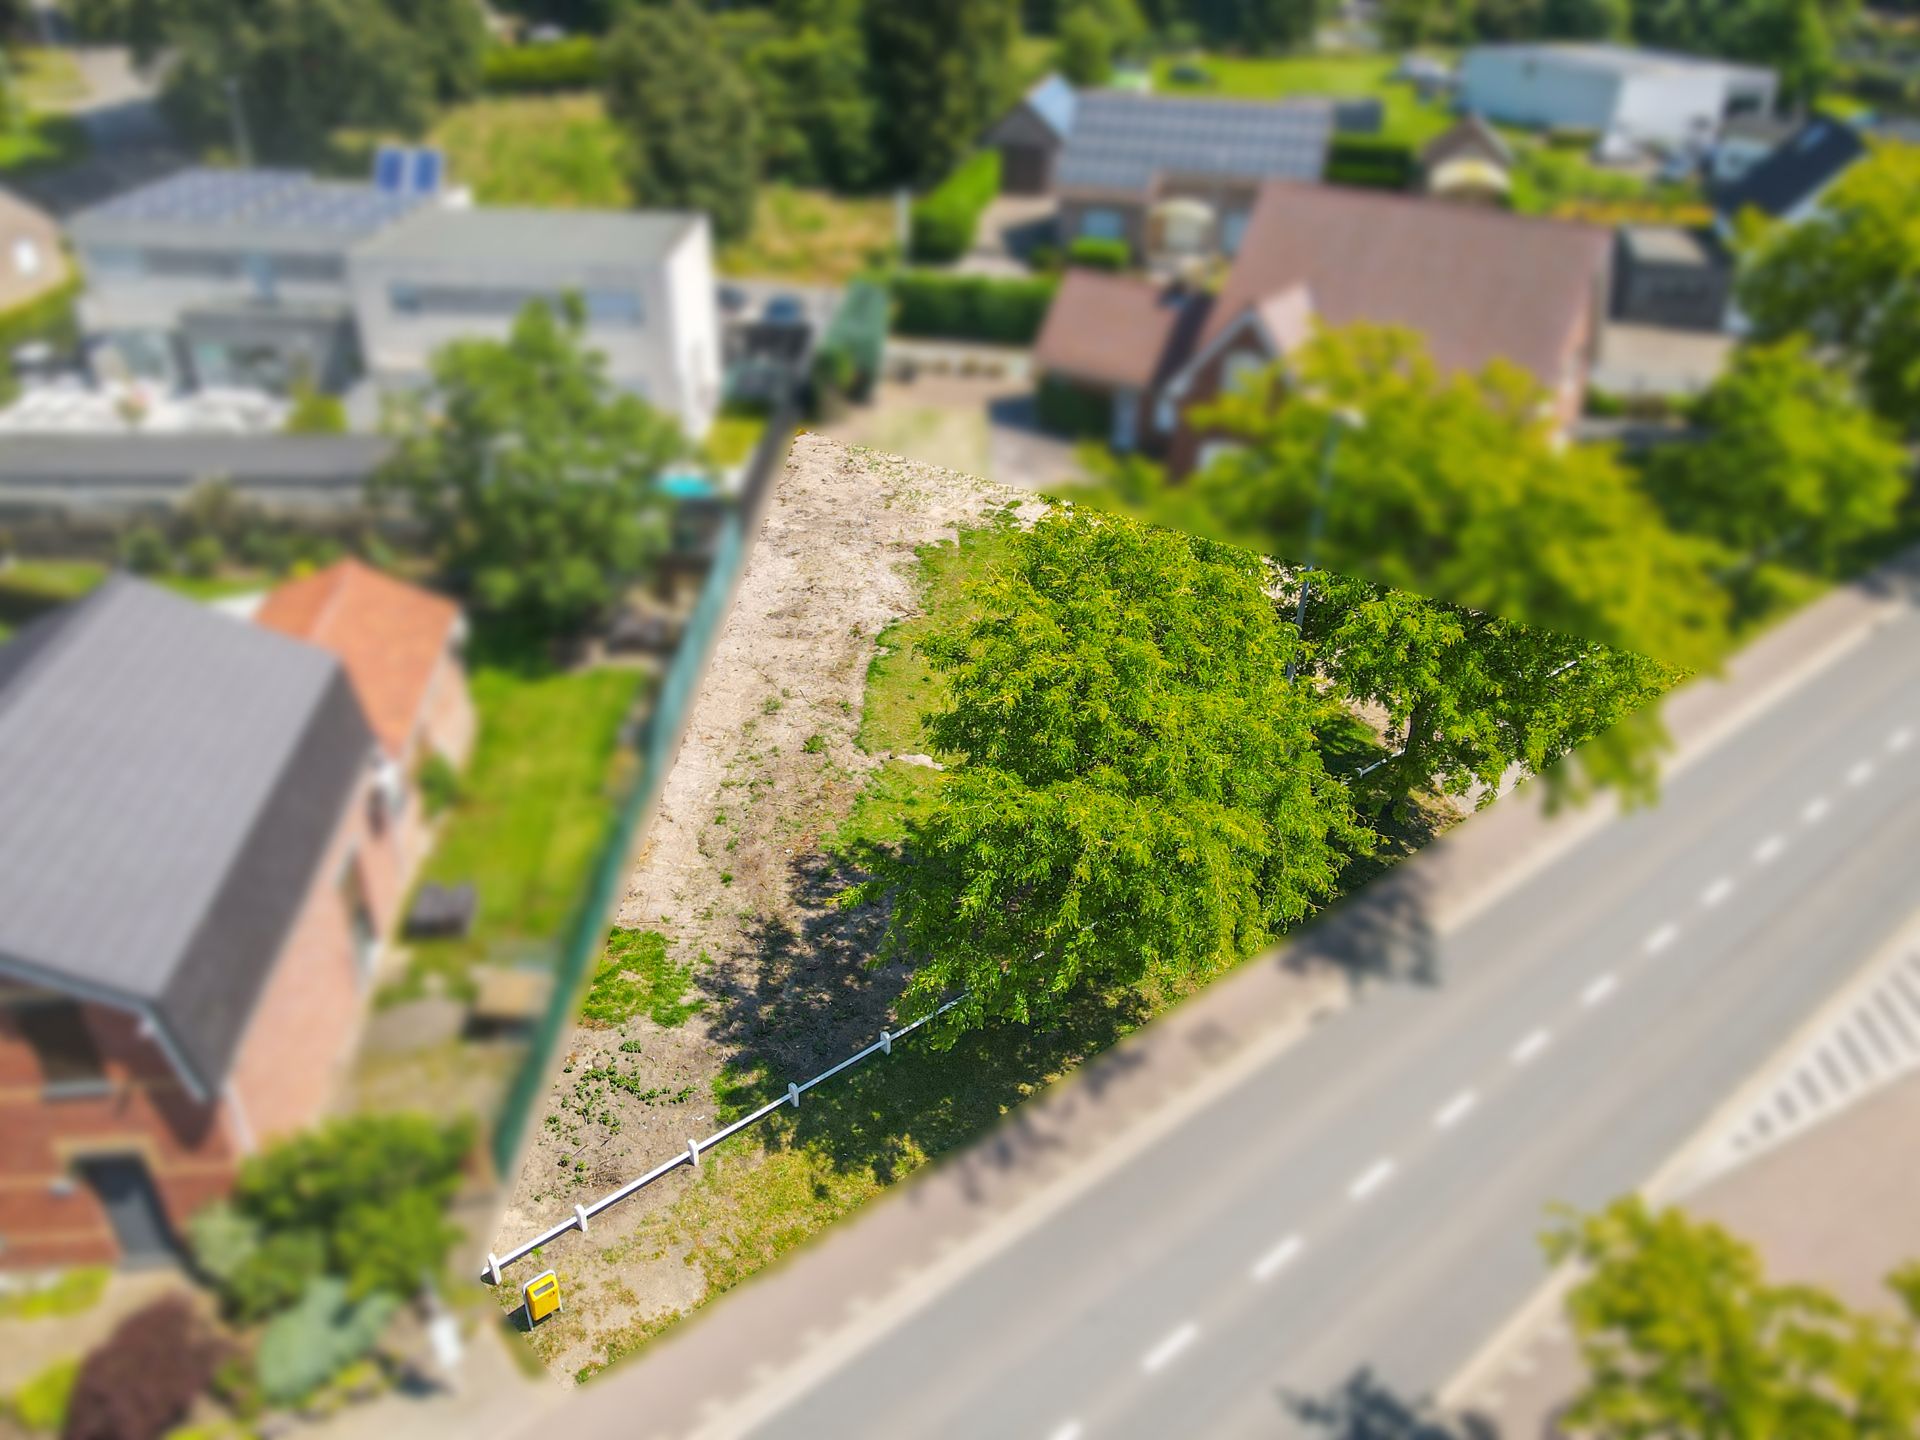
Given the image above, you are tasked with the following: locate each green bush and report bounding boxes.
[118,525,171,575]
[10,1356,78,1433]
[417,750,463,818]
[285,380,347,435]
[181,534,224,579]
[908,149,1001,263]
[890,271,1058,345]
[480,37,601,92]
[1035,374,1113,438]
[1325,135,1415,190]
[1065,236,1130,271]
[0,274,81,406]
[255,1278,397,1406]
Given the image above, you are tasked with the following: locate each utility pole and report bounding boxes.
[224,76,252,167]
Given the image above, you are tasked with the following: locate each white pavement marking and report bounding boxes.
[1645,923,1679,955]
[1348,1159,1397,1201]
[1753,834,1786,866]
[1581,973,1619,1007]
[1701,876,1735,908]
[1251,1234,1304,1282]
[1511,1029,1552,1065]
[1804,795,1831,824]
[1434,1090,1479,1129]
[1141,1322,1199,1374]
[1046,1423,1083,1440]
[1848,760,1875,787]
[1891,726,1913,754]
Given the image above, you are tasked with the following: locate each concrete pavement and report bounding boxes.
[528,550,1920,1439]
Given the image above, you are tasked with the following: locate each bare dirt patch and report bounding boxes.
[490,436,1036,1380]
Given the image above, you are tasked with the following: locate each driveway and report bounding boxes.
[825,373,1085,492]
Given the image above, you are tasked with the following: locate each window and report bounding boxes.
[1223,349,1266,394]
[1079,207,1126,242]
[272,252,345,284]
[583,289,643,327]
[15,1002,106,1094]
[389,283,549,318]
[12,238,42,277]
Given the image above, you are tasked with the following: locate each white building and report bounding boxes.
[1457,43,1776,151]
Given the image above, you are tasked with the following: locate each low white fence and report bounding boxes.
[480,996,964,1284]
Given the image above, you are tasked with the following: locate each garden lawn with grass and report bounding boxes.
[392,662,643,1002]
[1151,52,1452,146]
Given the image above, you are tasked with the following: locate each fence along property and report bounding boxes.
[481,996,962,1284]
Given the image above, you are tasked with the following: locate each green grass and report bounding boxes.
[580,927,703,1028]
[1151,52,1454,146]
[718,182,897,284]
[394,662,643,1000]
[424,93,632,209]
[8,1356,78,1433]
[0,1266,107,1321]
[703,410,767,469]
[0,50,89,173]
[0,559,270,605]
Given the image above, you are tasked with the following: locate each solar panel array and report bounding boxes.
[1055,93,1334,193]
[83,167,426,237]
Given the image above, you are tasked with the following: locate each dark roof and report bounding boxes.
[70,167,424,254]
[1715,117,1866,221]
[1026,74,1078,140]
[0,434,393,500]
[1033,269,1208,389]
[1055,92,1333,196]
[1194,180,1610,389]
[0,578,373,1094]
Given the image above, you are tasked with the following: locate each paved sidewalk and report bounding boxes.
[508,537,1920,1437]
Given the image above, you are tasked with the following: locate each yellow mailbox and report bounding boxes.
[522,1270,562,1325]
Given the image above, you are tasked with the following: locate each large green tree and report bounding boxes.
[371,299,682,639]
[1548,1199,1920,1439]
[863,0,1020,188]
[156,0,484,163]
[1737,144,1920,434]
[849,510,1371,1034]
[602,0,760,243]
[1651,338,1910,577]
[741,15,879,191]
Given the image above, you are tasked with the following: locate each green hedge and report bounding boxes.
[1066,236,1129,271]
[0,272,82,406]
[1036,374,1112,438]
[890,270,1058,345]
[1325,135,1415,191]
[908,149,1002,264]
[480,37,601,93]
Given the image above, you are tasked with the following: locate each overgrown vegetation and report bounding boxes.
[908,148,1001,263]
[579,927,703,1028]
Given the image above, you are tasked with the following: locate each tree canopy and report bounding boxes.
[1549,1198,1920,1439]
[849,509,1371,1035]
[602,0,761,243]
[1737,143,1920,435]
[371,298,682,639]
[863,0,1021,188]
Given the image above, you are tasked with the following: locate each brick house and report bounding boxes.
[0,568,471,1268]
[1032,179,1613,468]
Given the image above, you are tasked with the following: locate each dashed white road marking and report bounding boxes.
[1701,876,1735,908]
[1434,1090,1478,1129]
[1644,923,1679,955]
[1581,973,1619,1007]
[1251,1234,1304,1282]
[1804,796,1830,824]
[1348,1159,1397,1201]
[1141,1322,1200,1374]
[1847,760,1875,787]
[1046,1422,1083,1440]
[1753,834,1786,866]
[1511,1029,1552,1065]
[1891,727,1913,754]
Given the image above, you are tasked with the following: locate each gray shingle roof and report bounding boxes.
[1054,92,1333,196]
[0,578,373,1094]
[1715,117,1866,222]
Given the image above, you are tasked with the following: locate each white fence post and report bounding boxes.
[880,1028,892,1055]
[687,1138,701,1168]
[487,1253,501,1286]
[788,1081,801,1108]
[574,1204,590,1235]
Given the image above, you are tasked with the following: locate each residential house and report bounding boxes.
[1458,44,1776,151]
[65,168,723,439]
[1053,92,1335,264]
[1709,113,1797,187]
[0,186,69,316]
[984,73,1077,195]
[1033,180,1611,463]
[0,580,383,1266]
[1419,115,1514,204]
[1712,116,1867,237]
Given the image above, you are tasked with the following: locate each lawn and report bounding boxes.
[702,408,767,469]
[717,182,896,285]
[0,49,89,172]
[391,660,644,1001]
[1151,52,1454,146]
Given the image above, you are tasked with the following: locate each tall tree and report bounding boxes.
[1543,0,1630,37]
[864,0,1020,188]
[848,510,1371,1035]
[1737,144,1920,434]
[1651,338,1910,577]
[602,0,760,243]
[742,19,878,191]
[1548,1199,1920,1439]
[371,299,682,639]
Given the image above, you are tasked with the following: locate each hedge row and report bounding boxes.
[908,149,1002,264]
[480,37,602,93]
[1065,236,1129,271]
[1324,135,1416,191]
[890,270,1058,345]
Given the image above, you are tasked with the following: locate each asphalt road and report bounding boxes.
[745,600,1920,1440]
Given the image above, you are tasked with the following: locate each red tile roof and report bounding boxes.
[1196,181,1610,390]
[255,559,460,757]
[1033,269,1204,390]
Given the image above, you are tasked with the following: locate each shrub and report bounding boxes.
[181,533,224,579]
[284,380,347,435]
[118,525,170,575]
[890,271,1058,345]
[1325,135,1415,191]
[255,1278,397,1406]
[480,36,601,92]
[236,527,291,572]
[64,1297,223,1440]
[1036,374,1113,438]
[1065,236,1130,271]
[417,750,463,817]
[11,1356,78,1433]
[908,149,1001,263]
